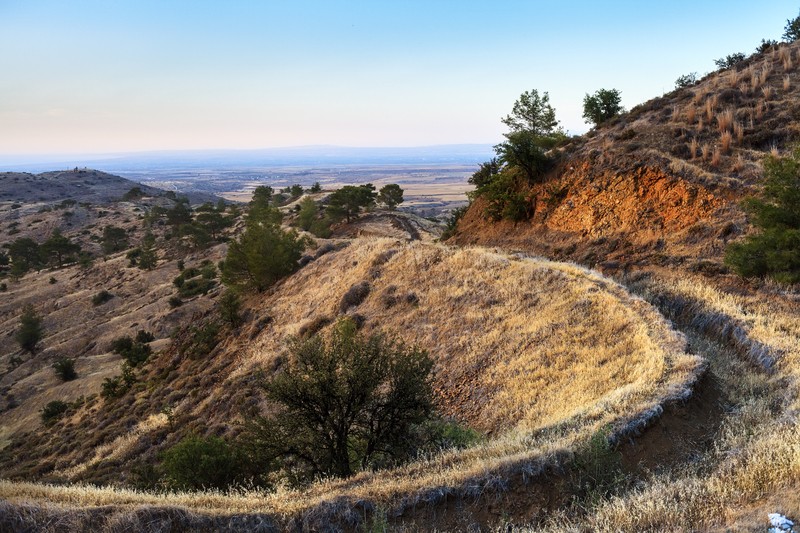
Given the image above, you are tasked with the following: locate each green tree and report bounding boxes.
[582,88,624,127]
[674,72,698,89]
[41,229,81,267]
[101,225,129,254]
[377,184,404,210]
[494,130,552,183]
[165,200,193,228]
[714,53,746,69]
[327,184,377,223]
[218,289,243,328]
[296,197,320,231]
[137,232,158,270]
[501,89,560,136]
[195,202,232,241]
[161,434,242,491]
[725,147,800,283]
[8,237,42,276]
[16,304,43,354]
[246,319,434,481]
[784,10,800,41]
[468,158,501,188]
[52,357,77,381]
[309,182,322,193]
[221,219,309,291]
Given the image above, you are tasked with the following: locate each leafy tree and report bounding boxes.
[101,225,129,254]
[122,187,144,201]
[218,289,243,328]
[52,358,77,381]
[246,318,434,481]
[468,158,501,188]
[675,72,698,89]
[110,335,152,367]
[309,182,322,193]
[501,89,560,136]
[296,197,320,231]
[195,202,232,241]
[221,203,309,291]
[289,184,304,198]
[165,200,193,228]
[582,88,624,127]
[327,184,377,223]
[137,232,158,270]
[16,304,43,353]
[247,186,283,226]
[41,229,81,267]
[377,184,404,210]
[714,53,746,69]
[725,147,800,283]
[9,237,42,275]
[757,39,779,54]
[41,400,69,424]
[494,130,552,183]
[161,434,242,491]
[784,11,800,41]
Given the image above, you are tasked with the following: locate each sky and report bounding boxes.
[1,0,798,157]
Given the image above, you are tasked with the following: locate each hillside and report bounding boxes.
[0,237,700,530]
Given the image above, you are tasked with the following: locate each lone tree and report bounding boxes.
[377,184,404,210]
[327,184,377,223]
[247,318,434,481]
[501,89,560,136]
[582,88,623,127]
[725,147,800,283]
[16,304,43,353]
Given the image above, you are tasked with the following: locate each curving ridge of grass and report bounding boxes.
[0,238,703,526]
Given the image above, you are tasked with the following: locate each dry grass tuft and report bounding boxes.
[701,143,710,160]
[716,108,734,132]
[733,121,744,144]
[710,146,722,167]
[685,104,696,123]
[704,96,716,121]
[784,74,791,91]
[689,138,698,159]
[719,131,732,154]
[762,85,774,100]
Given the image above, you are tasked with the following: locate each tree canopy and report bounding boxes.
[377,183,404,210]
[582,88,624,126]
[16,304,43,354]
[327,184,377,223]
[246,318,434,481]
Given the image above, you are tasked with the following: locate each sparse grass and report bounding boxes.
[711,146,722,167]
[784,74,791,91]
[685,104,696,123]
[762,85,774,100]
[716,108,734,132]
[689,138,698,159]
[720,131,733,154]
[701,143,711,160]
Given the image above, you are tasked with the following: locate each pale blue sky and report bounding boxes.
[0,1,796,155]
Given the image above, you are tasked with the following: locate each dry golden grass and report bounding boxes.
[734,121,744,144]
[784,74,791,91]
[710,146,722,167]
[762,85,774,100]
[720,131,733,154]
[689,138,698,159]
[716,108,734,132]
[0,239,701,519]
[704,95,716,121]
[685,104,697,123]
[701,143,711,160]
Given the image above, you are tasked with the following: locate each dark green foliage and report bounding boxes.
[674,72,698,88]
[326,184,377,223]
[122,187,144,201]
[468,158,501,188]
[221,207,309,291]
[168,296,183,308]
[101,363,136,399]
[126,248,141,267]
[101,225,129,254]
[289,184,304,197]
[377,184,404,210]
[9,237,42,275]
[52,358,77,381]
[194,202,233,241]
[165,200,193,228]
[714,53,746,69]
[757,39,779,53]
[784,11,800,41]
[583,88,624,127]
[413,417,483,454]
[135,330,155,343]
[572,425,626,501]
[41,229,81,267]
[0,250,7,266]
[92,290,114,306]
[725,147,800,283]
[40,400,69,424]
[501,89,559,136]
[309,182,322,193]
[161,434,243,491]
[48,277,57,284]
[177,321,220,359]
[110,336,152,367]
[137,232,158,270]
[494,130,552,183]
[246,319,434,481]
[172,262,216,296]
[0,283,6,292]
[16,304,43,354]
[296,197,320,231]
[218,290,243,328]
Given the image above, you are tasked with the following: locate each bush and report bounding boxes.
[110,336,152,367]
[245,318,434,481]
[92,290,114,306]
[52,358,77,381]
[168,296,183,308]
[784,11,800,41]
[177,321,220,359]
[15,305,43,354]
[218,290,243,328]
[41,400,69,424]
[161,434,243,491]
[675,72,698,89]
[714,53,746,69]
[101,363,136,399]
[135,330,155,343]
[339,281,370,312]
